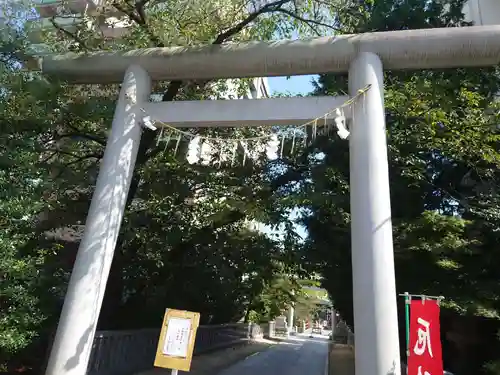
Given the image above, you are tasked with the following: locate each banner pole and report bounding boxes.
[404,292,410,358]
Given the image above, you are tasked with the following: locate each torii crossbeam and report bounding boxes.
[38,25,500,375]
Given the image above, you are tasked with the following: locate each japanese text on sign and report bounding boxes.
[162,317,192,358]
[414,317,433,357]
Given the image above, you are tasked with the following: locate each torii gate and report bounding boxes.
[37,26,500,375]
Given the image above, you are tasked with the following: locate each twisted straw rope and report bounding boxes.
[141,84,371,143]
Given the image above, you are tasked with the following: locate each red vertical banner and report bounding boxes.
[408,300,444,375]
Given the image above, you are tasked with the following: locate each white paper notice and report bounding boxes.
[162,317,192,358]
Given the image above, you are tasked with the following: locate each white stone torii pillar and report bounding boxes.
[43,65,151,375]
[287,305,295,333]
[330,307,336,333]
[37,26,500,375]
[349,52,399,375]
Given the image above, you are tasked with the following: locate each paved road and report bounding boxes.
[217,332,330,375]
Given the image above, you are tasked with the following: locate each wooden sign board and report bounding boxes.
[154,309,200,372]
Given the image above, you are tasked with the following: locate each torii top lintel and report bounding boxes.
[39,26,500,84]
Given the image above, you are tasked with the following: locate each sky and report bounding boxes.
[254,75,317,240]
[267,75,317,95]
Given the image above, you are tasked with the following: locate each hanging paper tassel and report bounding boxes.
[266,134,279,160]
[335,108,349,140]
[163,132,172,152]
[279,136,285,158]
[240,140,248,166]
[174,134,183,156]
[216,140,224,167]
[247,140,253,161]
[156,126,164,146]
[290,131,296,155]
[186,135,201,164]
[231,141,237,166]
[200,139,212,166]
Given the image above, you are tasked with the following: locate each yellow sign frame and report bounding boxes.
[154,309,200,372]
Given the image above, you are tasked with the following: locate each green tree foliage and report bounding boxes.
[0,0,344,370]
[0,140,45,366]
[292,0,500,328]
[246,275,301,323]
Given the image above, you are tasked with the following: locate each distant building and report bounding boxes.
[463,0,500,25]
[28,0,270,244]
[28,0,269,100]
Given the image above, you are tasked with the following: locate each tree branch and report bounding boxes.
[273,8,342,35]
[62,152,102,167]
[53,153,102,178]
[50,17,88,51]
[112,0,165,47]
[134,0,150,24]
[40,151,58,164]
[117,0,327,222]
[214,0,291,43]
[112,1,141,24]
[57,132,106,146]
